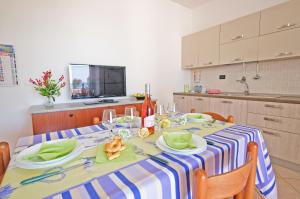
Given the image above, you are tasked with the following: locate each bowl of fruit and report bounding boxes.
[133,93,145,100]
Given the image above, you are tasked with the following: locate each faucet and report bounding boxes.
[237,76,250,95]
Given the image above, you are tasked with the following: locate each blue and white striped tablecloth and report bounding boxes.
[15,124,277,199]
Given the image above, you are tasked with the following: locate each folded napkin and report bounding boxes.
[24,139,77,161]
[96,143,136,163]
[163,131,196,150]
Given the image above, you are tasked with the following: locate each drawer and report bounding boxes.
[247,101,300,119]
[252,126,300,164]
[247,113,300,135]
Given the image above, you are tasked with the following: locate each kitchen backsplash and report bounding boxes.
[191,58,300,95]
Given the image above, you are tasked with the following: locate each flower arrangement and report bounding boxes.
[29,70,66,106]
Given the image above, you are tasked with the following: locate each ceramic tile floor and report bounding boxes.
[270,164,300,199]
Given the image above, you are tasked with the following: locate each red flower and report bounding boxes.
[59,75,64,82]
[60,82,66,88]
[29,78,37,85]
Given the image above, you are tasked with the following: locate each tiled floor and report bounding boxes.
[272,164,300,199]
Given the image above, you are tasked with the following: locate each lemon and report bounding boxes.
[160,119,171,129]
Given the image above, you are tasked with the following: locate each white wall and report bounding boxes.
[192,0,289,32]
[0,0,193,148]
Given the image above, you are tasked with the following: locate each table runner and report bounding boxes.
[1,123,277,199]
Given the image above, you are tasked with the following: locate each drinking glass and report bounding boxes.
[102,109,117,138]
[124,106,138,129]
[167,102,176,116]
[155,103,166,130]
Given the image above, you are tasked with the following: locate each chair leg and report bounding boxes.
[234,191,244,199]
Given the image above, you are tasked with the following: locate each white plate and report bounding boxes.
[156,134,207,155]
[15,139,84,169]
[184,113,212,123]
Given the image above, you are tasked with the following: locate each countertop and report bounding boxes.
[173,92,300,104]
[29,98,146,114]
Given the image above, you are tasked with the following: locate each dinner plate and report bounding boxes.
[184,113,213,123]
[156,134,207,155]
[15,139,84,169]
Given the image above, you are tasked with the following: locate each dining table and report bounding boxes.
[0,117,277,199]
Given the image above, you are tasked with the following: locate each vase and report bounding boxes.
[44,97,54,107]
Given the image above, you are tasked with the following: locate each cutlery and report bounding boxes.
[20,159,94,185]
[133,145,168,165]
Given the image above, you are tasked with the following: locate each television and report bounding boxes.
[69,64,126,99]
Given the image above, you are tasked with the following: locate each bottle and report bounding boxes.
[141,83,155,134]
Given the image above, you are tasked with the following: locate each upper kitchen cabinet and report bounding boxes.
[220,12,260,44]
[259,27,300,61]
[197,26,220,67]
[260,0,300,35]
[182,33,199,68]
[220,37,258,65]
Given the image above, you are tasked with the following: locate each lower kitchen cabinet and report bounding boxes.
[209,98,247,124]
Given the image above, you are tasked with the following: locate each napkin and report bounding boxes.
[163,131,196,150]
[24,139,77,161]
[96,143,136,163]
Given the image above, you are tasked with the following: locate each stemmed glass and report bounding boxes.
[167,102,176,117]
[102,109,117,138]
[124,106,138,129]
[155,103,166,131]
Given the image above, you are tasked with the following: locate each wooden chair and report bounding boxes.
[203,112,234,123]
[0,142,10,183]
[193,142,258,199]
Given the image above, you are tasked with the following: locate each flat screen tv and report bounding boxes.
[69,64,126,99]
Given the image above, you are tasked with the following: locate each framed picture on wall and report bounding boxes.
[0,44,18,86]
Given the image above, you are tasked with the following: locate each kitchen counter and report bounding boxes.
[173,92,300,104]
[29,98,146,114]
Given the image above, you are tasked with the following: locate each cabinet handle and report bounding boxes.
[263,130,281,137]
[231,57,242,62]
[196,98,203,101]
[277,23,296,30]
[69,113,74,117]
[221,100,233,104]
[203,62,212,65]
[231,34,244,41]
[264,104,282,109]
[181,97,185,99]
[264,117,280,123]
[276,52,293,57]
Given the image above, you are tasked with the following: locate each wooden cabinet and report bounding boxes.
[173,95,193,113]
[197,26,220,67]
[260,0,300,35]
[190,97,210,113]
[220,12,260,44]
[255,126,300,164]
[32,103,144,134]
[209,98,247,124]
[182,33,199,68]
[258,27,300,61]
[220,37,258,65]
[248,101,300,120]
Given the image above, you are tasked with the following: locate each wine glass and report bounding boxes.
[167,102,176,116]
[155,103,166,130]
[124,106,137,129]
[102,109,117,138]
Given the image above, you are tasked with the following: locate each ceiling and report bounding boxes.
[170,0,213,9]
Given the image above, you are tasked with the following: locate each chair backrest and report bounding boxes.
[193,142,258,199]
[203,112,235,123]
[0,142,10,183]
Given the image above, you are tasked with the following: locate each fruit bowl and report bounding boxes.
[135,96,145,100]
[133,93,145,100]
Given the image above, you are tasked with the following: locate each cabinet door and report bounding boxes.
[220,12,260,44]
[255,126,300,164]
[182,33,199,68]
[197,26,220,67]
[209,98,247,124]
[220,37,258,65]
[190,97,210,113]
[174,95,193,113]
[32,112,65,134]
[260,0,300,35]
[258,27,300,61]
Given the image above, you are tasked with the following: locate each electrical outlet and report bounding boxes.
[219,75,226,79]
